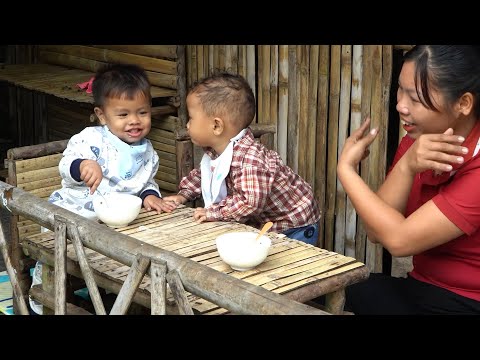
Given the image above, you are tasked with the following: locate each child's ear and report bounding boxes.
[213,117,225,135]
[94,107,106,125]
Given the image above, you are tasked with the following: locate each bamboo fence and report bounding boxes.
[186,45,413,273]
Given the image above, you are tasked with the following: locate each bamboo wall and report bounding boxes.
[186,45,411,273]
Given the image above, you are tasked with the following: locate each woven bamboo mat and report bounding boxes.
[25,207,364,314]
[0,64,175,103]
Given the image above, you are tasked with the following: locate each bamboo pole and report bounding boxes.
[110,254,151,315]
[150,258,167,315]
[166,269,194,315]
[1,183,328,315]
[306,46,319,188]
[287,45,299,171]
[356,45,374,263]
[186,45,193,88]
[209,45,214,75]
[54,216,67,315]
[365,45,384,273]
[246,45,256,102]
[334,45,352,255]
[238,45,247,78]
[197,45,205,80]
[269,45,279,149]
[278,45,289,162]
[297,45,309,180]
[218,45,226,71]
[325,45,341,252]
[315,45,330,249]
[345,45,363,258]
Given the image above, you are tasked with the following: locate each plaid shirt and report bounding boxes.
[178,128,321,233]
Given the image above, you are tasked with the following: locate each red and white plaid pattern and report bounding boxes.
[178,128,320,232]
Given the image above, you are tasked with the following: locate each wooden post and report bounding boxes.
[150,258,167,315]
[0,219,29,315]
[69,223,106,315]
[109,254,150,315]
[166,269,194,315]
[54,215,67,315]
[42,263,55,315]
[325,289,346,315]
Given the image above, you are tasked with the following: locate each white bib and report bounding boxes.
[201,129,247,207]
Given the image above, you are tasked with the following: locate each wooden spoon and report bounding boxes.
[256,221,273,241]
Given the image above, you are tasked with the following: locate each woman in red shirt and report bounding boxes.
[339,45,480,314]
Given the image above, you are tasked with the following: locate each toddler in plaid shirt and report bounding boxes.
[164,72,321,244]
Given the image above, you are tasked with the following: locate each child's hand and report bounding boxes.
[143,195,177,214]
[193,207,207,223]
[79,160,103,194]
[338,117,378,171]
[403,127,467,175]
[162,194,187,207]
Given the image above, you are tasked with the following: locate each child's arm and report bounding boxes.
[59,129,103,189]
[177,168,202,201]
[205,166,271,223]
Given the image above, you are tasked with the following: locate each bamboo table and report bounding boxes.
[23,206,369,314]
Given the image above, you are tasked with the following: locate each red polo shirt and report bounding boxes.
[390,123,480,302]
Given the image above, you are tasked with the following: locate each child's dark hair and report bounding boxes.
[404,45,480,118]
[92,63,151,107]
[189,72,256,129]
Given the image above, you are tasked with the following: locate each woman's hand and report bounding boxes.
[403,128,467,175]
[338,117,378,171]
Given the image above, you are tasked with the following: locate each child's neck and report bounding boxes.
[212,128,246,155]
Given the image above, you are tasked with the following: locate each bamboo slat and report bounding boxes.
[277,45,289,162]
[246,45,256,101]
[334,45,352,255]
[297,45,309,180]
[91,45,178,59]
[325,45,341,252]
[40,45,177,75]
[365,45,384,273]
[269,45,279,149]
[345,45,363,258]
[287,45,299,171]
[306,46,319,187]
[314,45,330,249]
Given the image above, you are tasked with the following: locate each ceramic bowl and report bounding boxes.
[215,231,272,271]
[93,193,142,228]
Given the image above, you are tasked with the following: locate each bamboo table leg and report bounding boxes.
[325,289,346,315]
[42,263,55,315]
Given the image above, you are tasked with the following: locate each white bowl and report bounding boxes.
[215,231,272,271]
[93,193,142,228]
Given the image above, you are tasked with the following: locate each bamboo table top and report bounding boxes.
[24,206,369,314]
[0,64,176,104]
